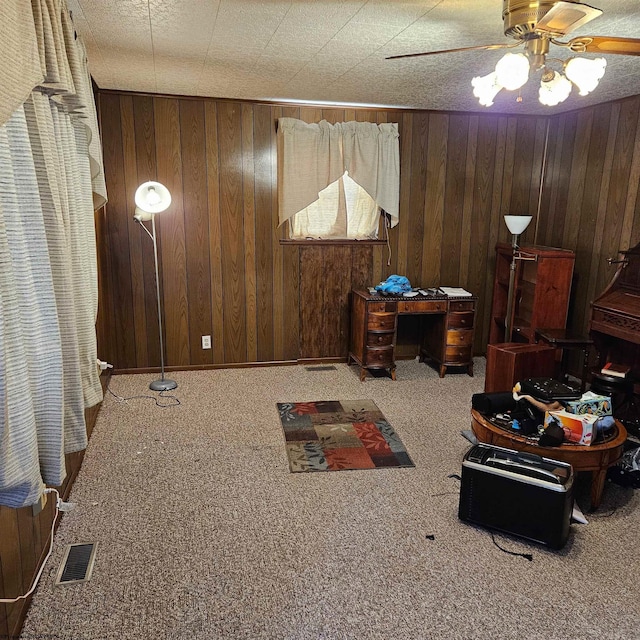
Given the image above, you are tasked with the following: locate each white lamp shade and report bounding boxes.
[539,71,572,106]
[504,215,532,235]
[135,181,172,214]
[471,72,503,107]
[564,57,606,96]
[494,53,530,92]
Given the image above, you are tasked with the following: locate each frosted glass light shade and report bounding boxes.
[472,72,502,107]
[504,215,532,235]
[565,57,606,96]
[494,53,530,91]
[539,71,572,106]
[135,181,172,214]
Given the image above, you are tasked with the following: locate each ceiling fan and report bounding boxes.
[387,1,640,106]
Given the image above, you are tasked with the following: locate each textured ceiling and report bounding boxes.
[67,0,640,115]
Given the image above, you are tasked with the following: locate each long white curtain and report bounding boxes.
[277,118,400,228]
[0,0,107,508]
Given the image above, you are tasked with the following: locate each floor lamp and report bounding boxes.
[503,215,532,342]
[134,181,177,391]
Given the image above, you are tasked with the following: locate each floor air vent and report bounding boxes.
[55,543,97,586]
[305,365,337,372]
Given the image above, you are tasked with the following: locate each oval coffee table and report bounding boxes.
[471,409,627,510]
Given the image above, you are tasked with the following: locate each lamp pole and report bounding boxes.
[149,214,176,391]
[133,179,177,392]
[503,215,532,344]
[504,233,519,343]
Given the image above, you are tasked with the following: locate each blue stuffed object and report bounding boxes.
[375,274,412,295]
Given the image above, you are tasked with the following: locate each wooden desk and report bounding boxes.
[348,290,476,381]
[471,409,627,510]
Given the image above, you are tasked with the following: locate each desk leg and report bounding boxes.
[467,361,474,377]
[391,366,397,381]
[590,469,607,510]
[439,365,446,378]
[359,367,367,382]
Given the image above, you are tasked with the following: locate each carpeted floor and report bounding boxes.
[21,359,640,640]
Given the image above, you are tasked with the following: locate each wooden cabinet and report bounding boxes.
[489,243,575,345]
[349,290,476,380]
[485,342,556,393]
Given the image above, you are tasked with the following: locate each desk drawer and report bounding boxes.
[367,332,394,347]
[445,345,472,362]
[449,300,475,312]
[397,300,447,314]
[365,346,394,366]
[448,312,474,329]
[447,328,474,347]
[368,312,396,331]
[368,301,397,313]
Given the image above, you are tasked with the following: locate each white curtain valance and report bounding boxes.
[277,118,400,228]
[0,0,45,129]
[0,0,107,209]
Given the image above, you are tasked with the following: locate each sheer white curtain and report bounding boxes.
[277,118,400,239]
[0,0,107,508]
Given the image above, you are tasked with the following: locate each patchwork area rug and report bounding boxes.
[277,400,415,472]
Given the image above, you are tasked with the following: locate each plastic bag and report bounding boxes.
[608,446,640,488]
[375,274,412,295]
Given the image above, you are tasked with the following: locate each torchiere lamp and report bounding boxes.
[503,214,532,342]
[134,181,177,391]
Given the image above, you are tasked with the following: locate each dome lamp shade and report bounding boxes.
[134,181,172,214]
[504,215,532,235]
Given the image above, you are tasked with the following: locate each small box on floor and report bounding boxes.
[544,409,598,445]
[564,392,612,417]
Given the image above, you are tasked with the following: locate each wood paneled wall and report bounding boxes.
[0,382,105,639]
[539,97,640,340]
[95,91,640,371]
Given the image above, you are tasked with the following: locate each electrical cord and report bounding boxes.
[0,488,61,603]
[490,531,533,562]
[429,472,533,561]
[430,473,462,497]
[385,213,392,266]
[586,502,620,518]
[107,385,181,407]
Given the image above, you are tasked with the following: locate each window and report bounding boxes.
[289,171,380,240]
[277,118,400,241]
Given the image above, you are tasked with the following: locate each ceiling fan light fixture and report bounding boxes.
[538,70,572,106]
[494,52,530,90]
[564,56,607,95]
[471,72,503,107]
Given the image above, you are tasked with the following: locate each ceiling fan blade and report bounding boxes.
[386,42,521,61]
[565,35,640,56]
[535,1,602,37]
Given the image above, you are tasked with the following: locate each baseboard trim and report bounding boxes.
[113,358,348,375]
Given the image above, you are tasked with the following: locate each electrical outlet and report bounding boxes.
[202,335,212,349]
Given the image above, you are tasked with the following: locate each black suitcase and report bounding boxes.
[459,443,574,549]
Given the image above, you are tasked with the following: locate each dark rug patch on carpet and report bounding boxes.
[276,400,415,472]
